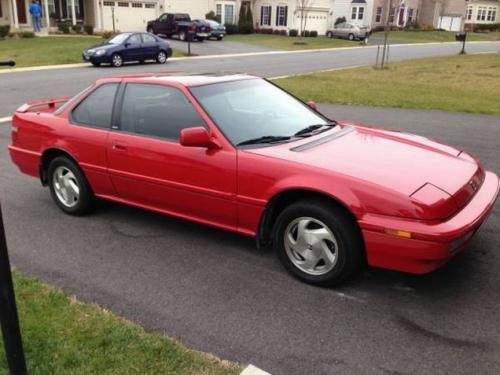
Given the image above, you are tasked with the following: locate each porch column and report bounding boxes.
[71,0,76,25]
[44,0,50,28]
[11,0,19,29]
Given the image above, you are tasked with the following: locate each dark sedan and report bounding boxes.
[194,19,226,40]
[82,32,173,67]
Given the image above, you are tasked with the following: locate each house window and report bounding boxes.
[66,1,81,18]
[144,3,155,8]
[389,7,395,23]
[216,4,222,21]
[260,5,271,26]
[358,7,364,20]
[132,2,142,8]
[224,4,234,24]
[103,1,115,6]
[276,5,287,26]
[407,8,414,23]
[375,7,382,22]
[351,7,357,20]
[466,6,473,20]
[487,7,497,22]
[477,7,486,21]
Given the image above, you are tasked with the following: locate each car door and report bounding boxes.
[123,33,143,62]
[156,13,168,34]
[141,33,158,59]
[66,82,119,196]
[333,22,345,37]
[106,82,238,229]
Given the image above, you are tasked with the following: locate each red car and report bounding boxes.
[8,74,499,286]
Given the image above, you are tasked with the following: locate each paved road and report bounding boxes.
[0,41,498,117]
[1,104,499,374]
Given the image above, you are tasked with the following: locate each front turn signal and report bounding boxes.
[384,229,412,239]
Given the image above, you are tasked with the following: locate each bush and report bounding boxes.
[101,30,115,39]
[239,22,254,34]
[0,25,10,39]
[273,29,281,35]
[301,30,310,37]
[20,31,35,38]
[280,29,287,36]
[335,17,346,26]
[72,24,82,33]
[289,28,298,37]
[205,10,221,23]
[309,30,318,37]
[84,24,94,35]
[224,23,239,34]
[57,22,71,34]
[475,23,500,31]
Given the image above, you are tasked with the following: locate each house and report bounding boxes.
[418,0,467,31]
[464,0,498,26]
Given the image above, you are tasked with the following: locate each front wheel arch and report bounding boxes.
[256,189,361,249]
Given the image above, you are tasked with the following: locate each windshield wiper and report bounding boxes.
[237,135,291,146]
[294,123,336,137]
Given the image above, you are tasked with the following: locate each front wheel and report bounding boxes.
[326,31,333,38]
[156,50,167,64]
[147,26,155,35]
[273,200,364,286]
[217,36,223,41]
[111,53,123,67]
[48,156,95,215]
[348,33,354,41]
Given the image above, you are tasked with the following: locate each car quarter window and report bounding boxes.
[71,83,119,129]
[119,83,205,141]
[142,33,156,43]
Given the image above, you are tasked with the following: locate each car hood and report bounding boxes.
[245,124,482,220]
[85,42,116,52]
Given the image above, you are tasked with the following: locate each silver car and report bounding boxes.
[326,22,370,41]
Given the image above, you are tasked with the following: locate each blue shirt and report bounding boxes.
[29,3,42,16]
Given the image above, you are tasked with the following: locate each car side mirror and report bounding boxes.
[180,127,220,149]
[307,101,318,111]
[124,42,130,47]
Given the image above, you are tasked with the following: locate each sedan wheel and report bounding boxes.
[274,199,364,286]
[48,156,95,215]
[348,33,354,41]
[156,50,167,64]
[326,31,333,38]
[111,53,123,67]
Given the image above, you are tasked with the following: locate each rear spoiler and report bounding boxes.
[16,96,72,113]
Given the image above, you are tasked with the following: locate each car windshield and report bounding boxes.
[107,33,131,44]
[190,79,333,146]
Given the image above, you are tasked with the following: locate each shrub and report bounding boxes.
[57,22,71,34]
[310,30,318,37]
[20,31,35,38]
[224,23,239,34]
[205,10,221,23]
[475,23,500,31]
[335,17,346,26]
[289,29,298,37]
[0,25,10,39]
[301,30,310,37]
[72,24,82,33]
[273,29,281,35]
[280,29,287,36]
[84,25,94,35]
[420,24,436,31]
[239,22,254,34]
[101,30,115,39]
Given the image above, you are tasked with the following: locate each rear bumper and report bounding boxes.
[360,170,500,274]
[8,145,41,178]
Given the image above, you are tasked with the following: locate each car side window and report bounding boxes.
[159,14,168,22]
[336,22,344,28]
[120,84,205,141]
[71,83,118,129]
[142,33,156,43]
[127,34,141,45]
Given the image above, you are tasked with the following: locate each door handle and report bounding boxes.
[113,143,127,151]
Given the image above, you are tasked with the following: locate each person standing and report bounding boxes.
[29,0,43,33]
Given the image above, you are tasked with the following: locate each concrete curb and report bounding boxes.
[0,41,497,75]
[241,364,272,375]
[0,117,12,124]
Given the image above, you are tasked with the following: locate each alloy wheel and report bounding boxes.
[52,166,80,208]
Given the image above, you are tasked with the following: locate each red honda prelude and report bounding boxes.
[8,74,499,285]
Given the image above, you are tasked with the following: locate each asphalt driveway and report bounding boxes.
[165,37,278,55]
[1,104,499,374]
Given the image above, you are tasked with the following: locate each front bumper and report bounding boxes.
[360,170,500,274]
[82,53,110,64]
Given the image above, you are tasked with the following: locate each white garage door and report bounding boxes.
[102,1,158,32]
[298,11,329,35]
[438,16,462,32]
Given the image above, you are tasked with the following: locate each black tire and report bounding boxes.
[48,156,95,216]
[111,53,123,67]
[147,26,155,35]
[273,199,364,286]
[326,31,333,38]
[217,36,223,41]
[91,62,101,67]
[348,33,354,41]
[156,50,168,64]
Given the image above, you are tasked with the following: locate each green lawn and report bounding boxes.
[371,30,500,43]
[0,36,184,68]
[275,53,500,115]
[0,272,241,374]
[225,34,357,50]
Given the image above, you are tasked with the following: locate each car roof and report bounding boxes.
[96,73,257,87]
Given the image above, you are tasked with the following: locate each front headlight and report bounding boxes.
[95,49,106,56]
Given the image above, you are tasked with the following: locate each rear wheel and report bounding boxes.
[348,33,354,41]
[217,35,223,41]
[48,156,95,215]
[273,199,363,286]
[156,50,167,64]
[111,53,123,67]
[147,26,155,34]
[326,31,333,38]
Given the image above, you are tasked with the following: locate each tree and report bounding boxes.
[296,0,315,39]
[237,1,254,34]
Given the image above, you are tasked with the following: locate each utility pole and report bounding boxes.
[0,203,27,375]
